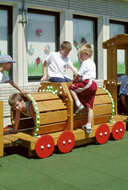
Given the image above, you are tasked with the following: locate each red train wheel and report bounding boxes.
[57,131,75,153]
[96,124,110,144]
[112,121,125,140]
[35,135,55,158]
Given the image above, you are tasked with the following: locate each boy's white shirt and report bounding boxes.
[78,58,96,80]
[0,71,9,83]
[45,51,73,79]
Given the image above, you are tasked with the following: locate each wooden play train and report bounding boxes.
[1,34,128,158]
[1,81,127,158]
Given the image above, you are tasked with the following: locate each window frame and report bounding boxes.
[28,9,60,81]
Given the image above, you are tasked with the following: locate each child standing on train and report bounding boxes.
[69,44,97,133]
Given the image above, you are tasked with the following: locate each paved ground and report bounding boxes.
[0,131,128,190]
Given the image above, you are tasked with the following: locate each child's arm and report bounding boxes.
[41,61,48,81]
[70,65,78,75]
[13,110,21,132]
[8,80,26,97]
[72,74,81,83]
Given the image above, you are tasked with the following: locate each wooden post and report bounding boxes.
[107,46,117,80]
[104,80,117,114]
[0,101,3,157]
[61,83,74,131]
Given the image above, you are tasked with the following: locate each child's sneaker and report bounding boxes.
[82,125,92,134]
[75,104,84,114]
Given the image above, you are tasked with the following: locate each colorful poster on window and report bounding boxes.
[27,13,56,77]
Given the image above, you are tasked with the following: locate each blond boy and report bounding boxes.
[69,44,97,133]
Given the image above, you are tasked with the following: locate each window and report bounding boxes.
[27,9,59,81]
[73,15,97,76]
[110,20,128,75]
[0,5,12,79]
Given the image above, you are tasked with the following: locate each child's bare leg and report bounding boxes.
[87,107,93,123]
[70,90,84,113]
[82,107,93,133]
[70,89,79,102]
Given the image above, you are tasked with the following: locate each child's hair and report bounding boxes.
[60,41,72,50]
[8,93,23,106]
[78,43,92,57]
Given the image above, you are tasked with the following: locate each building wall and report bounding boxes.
[0,0,128,121]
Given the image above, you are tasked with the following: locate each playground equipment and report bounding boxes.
[103,34,128,114]
[1,82,127,158]
[1,34,128,158]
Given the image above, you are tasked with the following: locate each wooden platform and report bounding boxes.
[3,114,128,156]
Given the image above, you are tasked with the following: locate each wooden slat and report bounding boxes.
[3,134,20,147]
[16,132,36,142]
[38,82,72,97]
[75,138,96,147]
[94,94,111,105]
[94,114,111,124]
[74,112,88,120]
[37,99,67,112]
[111,114,128,122]
[74,113,111,127]
[3,134,19,142]
[37,122,66,135]
[40,110,68,125]
[94,104,112,116]
[3,139,12,147]
[30,92,59,101]
[74,119,87,129]
[104,80,117,114]
[61,83,74,131]
[95,88,107,95]
[0,101,3,157]
[15,132,37,150]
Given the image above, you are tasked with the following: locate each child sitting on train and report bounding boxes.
[69,44,97,133]
[41,41,78,82]
[7,93,35,133]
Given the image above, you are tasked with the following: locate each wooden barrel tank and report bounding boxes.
[11,82,114,136]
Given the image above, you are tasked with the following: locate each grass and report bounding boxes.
[117,62,125,74]
[28,61,43,76]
